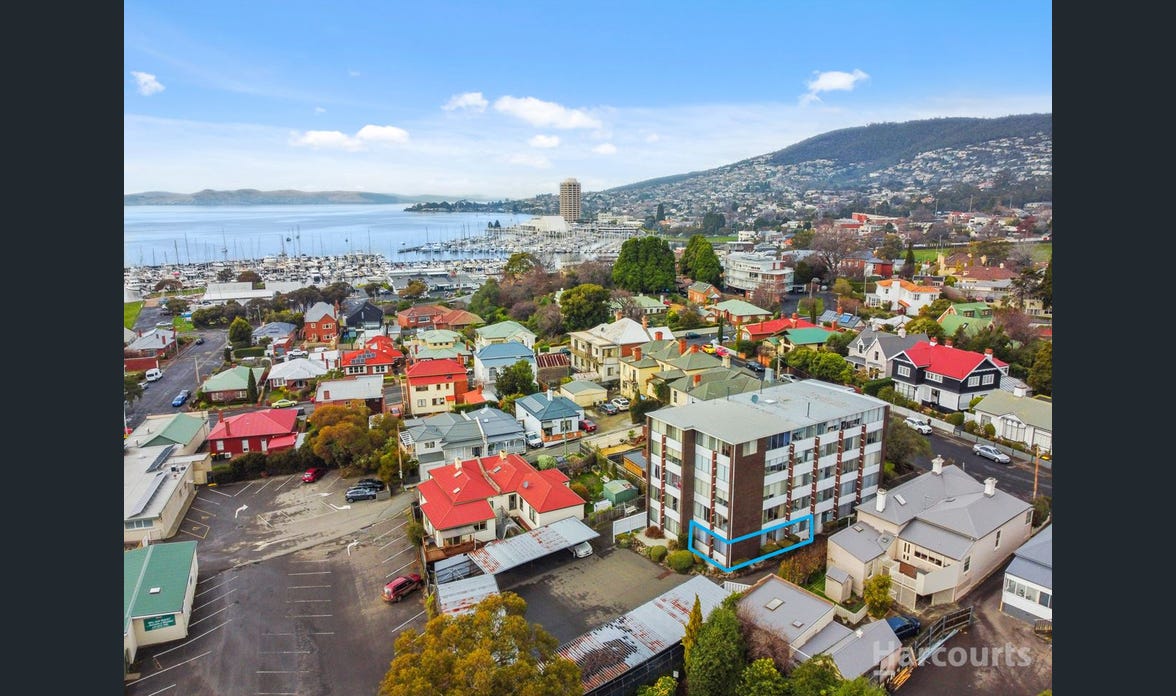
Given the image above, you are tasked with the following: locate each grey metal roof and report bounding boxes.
[859,465,984,527]
[793,620,852,658]
[825,566,851,584]
[651,380,889,445]
[467,517,599,575]
[561,379,606,394]
[555,576,730,694]
[1006,525,1052,589]
[252,321,297,339]
[515,391,582,421]
[435,573,499,616]
[737,575,835,645]
[466,407,525,439]
[829,523,892,562]
[915,488,1032,539]
[898,519,973,560]
[826,620,902,679]
[475,340,535,361]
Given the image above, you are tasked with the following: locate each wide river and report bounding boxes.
[123,204,528,267]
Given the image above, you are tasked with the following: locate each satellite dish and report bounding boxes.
[750,394,758,403]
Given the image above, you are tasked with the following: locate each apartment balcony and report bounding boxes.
[885,558,959,596]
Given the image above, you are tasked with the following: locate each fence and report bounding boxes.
[611,510,649,541]
[585,644,684,696]
[886,606,973,692]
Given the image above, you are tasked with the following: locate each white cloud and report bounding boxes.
[592,143,617,155]
[506,152,551,168]
[356,124,409,144]
[348,69,361,77]
[290,130,362,151]
[528,134,560,148]
[800,69,870,105]
[493,96,601,129]
[131,71,165,96]
[314,106,326,114]
[644,133,660,143]
[443,91,488,112]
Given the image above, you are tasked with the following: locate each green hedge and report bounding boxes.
[862,377,892,396]
[649,545,668,563]
[667,550,695,573]
[234,346,266,358]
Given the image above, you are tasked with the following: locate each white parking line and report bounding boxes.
[373,520,408,542]
[287,614,333,618]
[234,483,255,497]
[287,585,332,589]
[290,558,330,562]
[154,620,232,657]
[385,560,417,578]
[382,547,414,563]
[144,685,176,696]
[195,576,236,597]
[124,651,211,687]
[253,478,274,494]
[287,571,331,576]
[287,599,331,603]
[390,610,426,634]
[192,588,237,609]
[259,650,311,654]
[309,632,335,635]
[189,604,232,627]
[188,505,218,516]
[256,671,311,674]
[205,489,232,499]
[275,474,298,491]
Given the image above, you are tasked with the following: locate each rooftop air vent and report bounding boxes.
[853,525,863,532]
[148,587,162,594]
[765,598,783,611]
[492,466,502,474]
[945,497,956,503]
[894,494,907,505]
[452,487,460,494]
[792,620,805,628]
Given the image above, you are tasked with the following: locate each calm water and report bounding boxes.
[123,204,527,267]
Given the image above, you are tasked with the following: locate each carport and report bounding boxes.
[467,517,599,575]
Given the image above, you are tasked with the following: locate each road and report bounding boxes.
[910,430,1052,502]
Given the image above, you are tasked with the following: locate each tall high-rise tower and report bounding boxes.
[559,178,581,224]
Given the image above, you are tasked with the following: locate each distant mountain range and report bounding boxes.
[123,189,458,206]
[124,114,1051,216]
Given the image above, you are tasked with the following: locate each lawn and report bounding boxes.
[572,471,604,499]
[124,301,144,329]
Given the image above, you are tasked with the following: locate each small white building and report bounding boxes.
[1000,525,1053,624]
[124,540,199,672]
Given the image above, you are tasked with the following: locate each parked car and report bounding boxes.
[701,343,717,354]
[345,486,379,503]
[302,467,326,483]
[355,478,386,491]
[194,337,205,345]
[973,444,1012,464]
[271,398,298,408]
[597,401,619,416]
[525,431,544,449]
[887,615,921,640]
[579,418,598,432]
[571,541,593,558]
[745,361,765,374]
[171,389,190,407]
[145,367,163,382]
[610,396,631,411]
[288,349,309,358]
[683,331,700,339]
[903,416,933,434]
[382,573,424,603]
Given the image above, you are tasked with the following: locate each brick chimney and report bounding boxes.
[722,353,731,368]
[693,373,702,386]
[614,310,623,321]
[984,347,994,360]
[944,338,953,348]
[655,331,663,340]
[678,338,687,355]
[455,456,463,472]
[642,315,648,329]
[929,337,938,347]
[633,346,642,361]
[792,312,799,323]
[690,344,698,353]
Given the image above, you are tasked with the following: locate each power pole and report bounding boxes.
[1032,445,1039,500]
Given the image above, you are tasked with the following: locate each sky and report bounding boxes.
[124,0,1052,201]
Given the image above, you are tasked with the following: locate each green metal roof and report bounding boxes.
[713,299,770,316]
[972,390,1053,431]
[141,413,206,448]
[562,380,605,394]
[475,320,534,339]
[784,327,836,345]
[418,329,463,344]
[203,366,266,392]
[949,302,992,315]
[938,314,992,337]
[124,541,197,633]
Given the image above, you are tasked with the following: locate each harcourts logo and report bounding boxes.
[874,642,1034,674]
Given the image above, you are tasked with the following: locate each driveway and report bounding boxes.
[899,564,1052,695]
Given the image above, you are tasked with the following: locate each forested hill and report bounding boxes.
[123,189,451,206]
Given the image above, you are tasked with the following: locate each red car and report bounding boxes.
[579,418,598,432]
[301,467,326,483]
[382,573,424,603]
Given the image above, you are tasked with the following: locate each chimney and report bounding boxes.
[323,390,330,400]
[455,457,463,471]
[932,454,944,474]
[690,344,699,353]
[160,333,165,344]
[897,327,906,338]
[875,489,887,512]
[499,449,507,461]
[678,338,687,355]
[547,388,554,401]
[792,312,799,323]
[693,373,702,386]
[929,337,937,347]
[634,346,642,361]
[984,477,996,497]
[614,310,623,321]
[1013,385,1027,398]
[642,315,648,329]
[984,347,994,359]
[944,338,953,348]
[655,331,664,340]
[722,353,731,368]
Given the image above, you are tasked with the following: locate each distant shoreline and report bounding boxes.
[123,190,489,206]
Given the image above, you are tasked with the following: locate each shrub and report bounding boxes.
[210,464,234,484]
[982,422,996,438]
[570,482,590,500]
[234,346,265,358]
[649,545,668,563]
[666,538,678,551]
[862,377,892,397]
[946,412,966,426]
[667,550,695,573]
[616,532,632,548]
[645,525,664,539]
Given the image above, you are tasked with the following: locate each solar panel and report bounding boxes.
[145,444,176,472]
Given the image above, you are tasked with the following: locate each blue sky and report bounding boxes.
[124,1,1052,200]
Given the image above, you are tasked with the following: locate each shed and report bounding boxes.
[602,479,638,506]
[560,379,608,407]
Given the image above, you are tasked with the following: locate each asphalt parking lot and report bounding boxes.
[125,472,427,695]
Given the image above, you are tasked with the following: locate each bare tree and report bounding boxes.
[736,604,793,669]
[810,228,860,281]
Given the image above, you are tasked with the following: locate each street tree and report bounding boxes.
[1027,342,1052,396]
[559,283,611,331]
[124,373,145,406]
[378,592,580,696]
[228,316,253,345]
[363,282,382,297]
[685,605,746,696]
[320,282,353,306]
[736,658,787,696]
[495,360,538,398]
[164,297,190,315]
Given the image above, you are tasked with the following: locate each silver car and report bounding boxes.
[973,444,1012,465]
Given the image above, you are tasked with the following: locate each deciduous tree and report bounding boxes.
[736,658,787,696]
[884,418,932,468]
[495,360,538,397]
[378,592,580,696]
[559,283,611,331]
[228,316,253,345]
[864,574,892,618]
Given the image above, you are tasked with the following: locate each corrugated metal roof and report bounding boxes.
[124,541,197,633]
[555,575,730,693]
[467,517,599,575]
[436,574,499,616]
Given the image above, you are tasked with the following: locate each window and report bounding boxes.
[473,521,487,532]
[995,530,1002,548]
[241,440,250,452]
[1038,591,1052,608]
[1025,510,1033,525]
[968,375,980,387]
[925,372,943,383]
[897,365,911,377]
[963,556,971,572]
[982,373,995,385]
[741,440,757,456]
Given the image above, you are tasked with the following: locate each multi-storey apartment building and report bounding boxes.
[646,380,889,570]
[559,177,581,223]
[720,252,794,301]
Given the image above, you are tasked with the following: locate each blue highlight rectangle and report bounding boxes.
[687,514,815,572]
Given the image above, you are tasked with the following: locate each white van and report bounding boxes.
[145,368,163,382]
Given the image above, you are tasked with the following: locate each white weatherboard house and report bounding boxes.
[1000,524,1053,624]
[514,389,584,448]
[124,540,199,671]
[827,458,1033,610]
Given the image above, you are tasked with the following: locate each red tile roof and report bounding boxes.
[364,335,402,354]
[437,308,484,326]
[406,358,466,379]
[340,343,403,368]
[742,315,816,337]
[400,304,446,318]
[900,341,1008,380]
[209,409,299,440]
[481,453,585,513]
[417,477,495,530]
[535,353,570,368]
